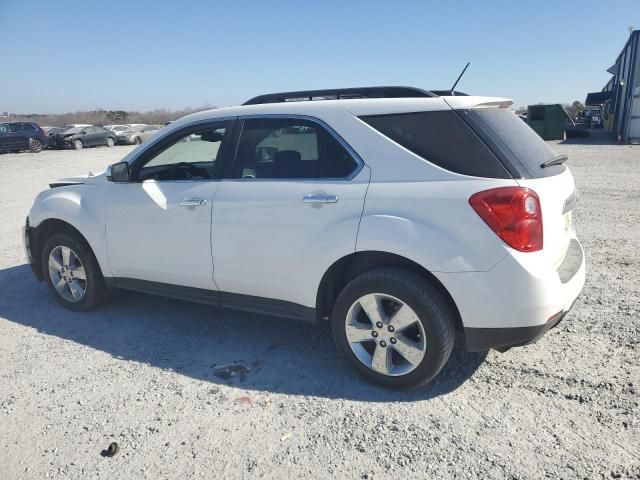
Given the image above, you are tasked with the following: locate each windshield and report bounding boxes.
[63,127,83,134]
[463,108,563,178]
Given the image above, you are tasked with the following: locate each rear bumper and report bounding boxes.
[435,237,585,351]
[464,301,574,351]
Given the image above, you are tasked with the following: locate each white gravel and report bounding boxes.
[0,141,638,479]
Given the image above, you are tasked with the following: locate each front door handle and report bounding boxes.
[301,193,339,204]
[180,198,208,207]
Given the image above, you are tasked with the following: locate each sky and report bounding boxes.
[0,0,637,113]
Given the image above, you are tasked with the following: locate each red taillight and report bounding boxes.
[469,187,543,252]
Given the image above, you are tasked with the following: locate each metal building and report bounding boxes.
[586,30,640,143]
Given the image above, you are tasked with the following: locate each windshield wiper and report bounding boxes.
[540,154,568,168]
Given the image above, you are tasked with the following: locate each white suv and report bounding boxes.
[23,87,585,388]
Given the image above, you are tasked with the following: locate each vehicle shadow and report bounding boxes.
[0,264,487,402]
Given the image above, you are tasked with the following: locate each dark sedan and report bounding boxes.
[52,126,116,150]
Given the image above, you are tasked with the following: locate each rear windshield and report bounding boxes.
[360,111,510,178]
[460,108,565,178]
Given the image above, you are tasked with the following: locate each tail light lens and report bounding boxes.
[469,187,543,252]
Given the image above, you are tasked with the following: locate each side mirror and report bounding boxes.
[82,131,87,135]
[106,161,130,182]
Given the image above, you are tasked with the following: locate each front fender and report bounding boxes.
[29,186,112,277]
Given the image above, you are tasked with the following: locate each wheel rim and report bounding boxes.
[47,246,87,303]
[30,139,42,152]
[74,140,82,149]
[345,293,426,376]
[107,138,114,147]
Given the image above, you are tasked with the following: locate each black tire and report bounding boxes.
[133,137,142,145]
[331,268,455,389]
[106,137,115,147]
[73,139,83,150]
[41,233,107,311]
[29,138,43,153]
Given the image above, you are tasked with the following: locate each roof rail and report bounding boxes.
[429,90,469,97]
[243,86,437,105]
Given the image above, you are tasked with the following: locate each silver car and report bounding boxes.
[115,125,160,145]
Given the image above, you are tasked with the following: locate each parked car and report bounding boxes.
[43,127,69,148]
[103,124,129,134]
[51,125,116,150]
[23,86,585,389]
[115,124,160,145]
[0,121,48,153]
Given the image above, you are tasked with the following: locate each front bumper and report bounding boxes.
[23,218,43,280]
[116,137,134,145]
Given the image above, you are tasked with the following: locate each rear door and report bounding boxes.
[210,117,369,310]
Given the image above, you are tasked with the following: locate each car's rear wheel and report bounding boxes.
[133,137,142,145]
[106,137,115,147]
[73,139,83,150]
[41,233,107,311]
[331,268,455,389]
[29,138,43,153]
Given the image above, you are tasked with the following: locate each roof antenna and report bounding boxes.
[450,62,470,96]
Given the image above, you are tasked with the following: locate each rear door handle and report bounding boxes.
[301,193,338,204]
[180,198,208,207]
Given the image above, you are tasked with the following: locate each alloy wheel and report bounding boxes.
[29,138,42,153]
[344,293,426,376]
[47,246,87,303]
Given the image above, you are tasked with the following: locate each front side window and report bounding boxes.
[233,118,358,180]
[137,125,227,181]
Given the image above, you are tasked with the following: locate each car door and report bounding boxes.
[103,120,233,290]
[94,126,109,145]
[210,117,369,311]
[6,123,28,150]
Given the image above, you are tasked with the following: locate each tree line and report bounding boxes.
[4,105,216,127]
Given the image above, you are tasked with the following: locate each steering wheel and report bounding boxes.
[169,162,199,180]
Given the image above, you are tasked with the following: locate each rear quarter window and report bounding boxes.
[360,111,511,179]
[461,109,565,179]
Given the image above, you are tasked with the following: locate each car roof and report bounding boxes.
[170,95,512,128]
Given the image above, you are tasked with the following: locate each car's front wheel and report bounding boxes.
[331,268,456,389]
[29,138,43,153]
[72,139,83,150]
[133,137,142,145]
[41,233,107,311]
[106,137,115,147]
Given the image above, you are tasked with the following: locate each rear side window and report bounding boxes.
[360,111,510,178]
[233,118,358,180]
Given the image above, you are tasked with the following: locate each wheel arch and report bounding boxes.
[316,250,463,332]
[32,219,100,280]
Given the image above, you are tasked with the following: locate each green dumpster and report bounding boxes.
[526,104,572,140]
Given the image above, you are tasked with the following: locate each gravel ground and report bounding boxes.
[0,141,638,479]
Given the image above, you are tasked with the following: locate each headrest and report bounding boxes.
[273,150,302,177]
